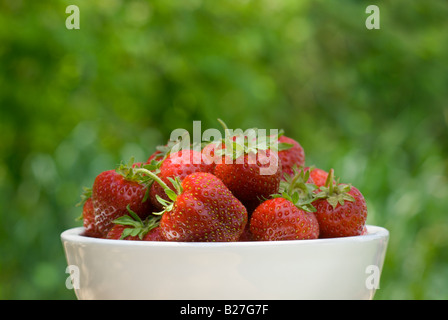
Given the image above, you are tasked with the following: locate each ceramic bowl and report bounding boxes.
[61,225,388,300]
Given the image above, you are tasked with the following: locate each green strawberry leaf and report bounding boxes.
[291,191,300,205]
[314,169,355,210]
[76,186,92,207]
[113,207,162,240]
[165,189,178,202]
[120,228,134,240]
[126,205,142,221]
[277,142,293,152]
[167,176,183,195]
[112,215,139,227]
[276,165,318,212]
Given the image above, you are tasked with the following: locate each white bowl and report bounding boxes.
[61,225,388,300]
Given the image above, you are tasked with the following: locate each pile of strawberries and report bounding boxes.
[79,122,368,242]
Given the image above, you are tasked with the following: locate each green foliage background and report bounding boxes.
[0,0,447,299]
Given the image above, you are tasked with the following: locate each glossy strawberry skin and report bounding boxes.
[159,172,248,242]
[278,136,305,178]
[250,197,319,241]
[308,167,329,187]
[313,186,367,238]
[149,150,214,210]
[142,227,165,241]
[91,170,153,237]
[214,150,282,213]
[82,198,102,238]
[238,223,254,241]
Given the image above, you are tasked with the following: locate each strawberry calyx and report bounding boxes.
[112,205,161,240]
[314,168,355,209]
[273,165,318,212]
[76,186,92,207]
[132,167,182,215]
[114,157,165,205]
[214,119,292,160]
[99,158,182,217]
[116,157,162,183]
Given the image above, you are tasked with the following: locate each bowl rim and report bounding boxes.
[61,225,389,248]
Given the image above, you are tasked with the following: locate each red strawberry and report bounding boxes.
[160,172,247,242]
[250,197,319,241]
[238,223,254,241]
[313,169,367,238]
[134,169,248,242]
[214,149,282,213]
[142,227,164,241]
[81,197,102,238]
[91,167,154,237]
[201,141,223,165]
[307,167,329,187]
[209,120,284,213]
[277,135,305,179]
[149,149,214,211]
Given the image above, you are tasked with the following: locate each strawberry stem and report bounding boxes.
[326,168,335,194]
[217,118,230,135]
[76,186,92,207]
[133,167,177,199]
[315,168,355,210]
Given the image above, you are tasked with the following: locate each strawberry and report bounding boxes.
[76,187,101,237]
[81,197,102,238]
[238,223,254,241]
[277,135,305,179]
[214,149,282,213]
[307,167,329,187]
[148,149,215,211]
[90,165,155,237]
[142,226,164,241]
[133,169,248,242]
[250,197,319,241]
[161,172,247,242]
[313,169,367,238]
[209,120,285,213]
[201,140,222,165]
